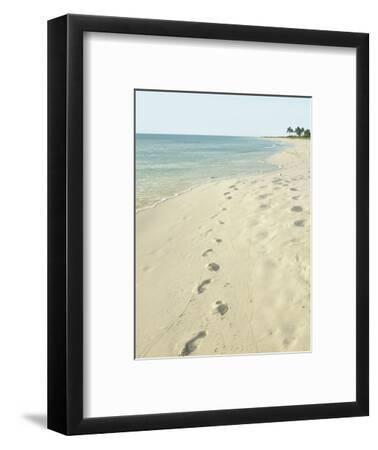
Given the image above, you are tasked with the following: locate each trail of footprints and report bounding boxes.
[270,175,307,227]
[180,175,308,356]
[180,183,238,356]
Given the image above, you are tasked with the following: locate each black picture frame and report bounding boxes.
[48,14,369,435]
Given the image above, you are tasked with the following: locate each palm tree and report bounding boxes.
[286,126,294,136]
[295,126,303,137]
[303,129,311,137]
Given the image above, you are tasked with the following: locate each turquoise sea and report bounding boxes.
[135,134,283,210]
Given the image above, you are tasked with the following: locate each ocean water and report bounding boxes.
[135,134,282,210]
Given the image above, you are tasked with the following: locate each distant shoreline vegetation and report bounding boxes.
[286,126,311,138]
[262,127,311,139]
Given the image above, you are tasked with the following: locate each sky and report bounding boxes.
[135,90,311,137]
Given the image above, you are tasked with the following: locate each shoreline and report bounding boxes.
[136,137,289,214]
[136,138,311,358]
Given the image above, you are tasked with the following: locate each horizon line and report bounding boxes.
[135,132,309,137]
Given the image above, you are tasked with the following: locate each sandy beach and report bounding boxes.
[135,138,311,358]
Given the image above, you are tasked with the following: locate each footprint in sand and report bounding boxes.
[214,301,229,316]
[292,195,300,200]
[197,279,212,294]
[214,238,222,244]
[218,220,225,225]
[224,192,230,196]
[180,331,207,356]
[260,204,270,210]
[282,337,292,348]
[226,196,232,200]
[291,206,303,212]
[222,207,227,211]
[258,193,270,199]
[207,262,220,272]
[294,219,305,227]
[228,185,236,189]
[202,249,213,257]
[290,188,298,192]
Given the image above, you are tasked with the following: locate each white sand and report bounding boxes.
[135,138,311,358]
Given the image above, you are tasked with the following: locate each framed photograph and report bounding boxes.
[48,14,369,435]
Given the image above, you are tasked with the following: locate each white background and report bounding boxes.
[0,0,375,448]
[85,33,356,417]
